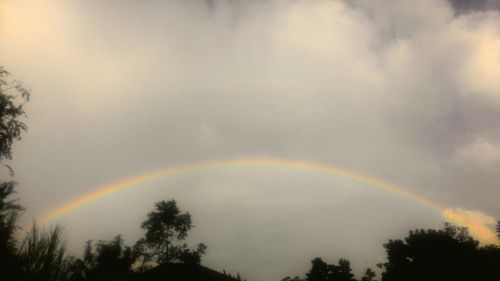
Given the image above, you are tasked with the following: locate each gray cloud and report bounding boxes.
[449,0,500,14]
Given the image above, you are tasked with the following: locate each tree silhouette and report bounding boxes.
[0,66,30,280]
[360,268,376,281]
[0,181,25,280]
[18,224,73,281]
[73,235,134,281]
[496,221,500,241]
[330,259,356,281]
[134,200,206,267]
[0,181,23,252]
[306,258,329,281]
[305,257,357,281]
[378,223,500,281]
[0,66,30,166]
[282,276,304,281]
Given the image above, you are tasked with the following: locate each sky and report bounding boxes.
[1,0,500,280]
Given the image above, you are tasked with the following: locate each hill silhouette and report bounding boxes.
[131,263,240,281]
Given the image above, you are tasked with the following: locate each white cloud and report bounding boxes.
[454,13,500,106]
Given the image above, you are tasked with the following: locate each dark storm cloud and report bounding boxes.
[449,0,500,14]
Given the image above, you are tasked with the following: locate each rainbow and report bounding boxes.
[39,157,443,224]
[39,157,500,245]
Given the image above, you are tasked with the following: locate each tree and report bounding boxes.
[0,181,23,251]
[0,65,30,254]
[360,268,376,281]
[330,259,356,281]
[176,242,207,264]
[282,276,304,281]
[305,258,357,281]
[0,181,25,280]
[134,200,206,266]
[497,221,500,241]
[306,258,329,281]
[18,224,73,281]
[73,235,134,281]
[0,66,30,280]
[378,223,489,281]
[0,66,30,167]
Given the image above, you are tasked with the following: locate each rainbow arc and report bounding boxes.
[39,157,443,224]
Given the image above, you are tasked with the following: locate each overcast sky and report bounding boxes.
[1,0,500,280]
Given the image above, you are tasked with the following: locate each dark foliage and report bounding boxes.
[18,224,73,281]
[497,221,500,240]
[0,181,25,280]
[288,223,500,281]
[134,200,206,267]
[69,235,134,281]
[305,257,357,281]
[281,276,304,281]
[378,223,500,281]
[0,181,23,252]
[360,268,376,281]
[0,66,30,280]
[0,66,30,167]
